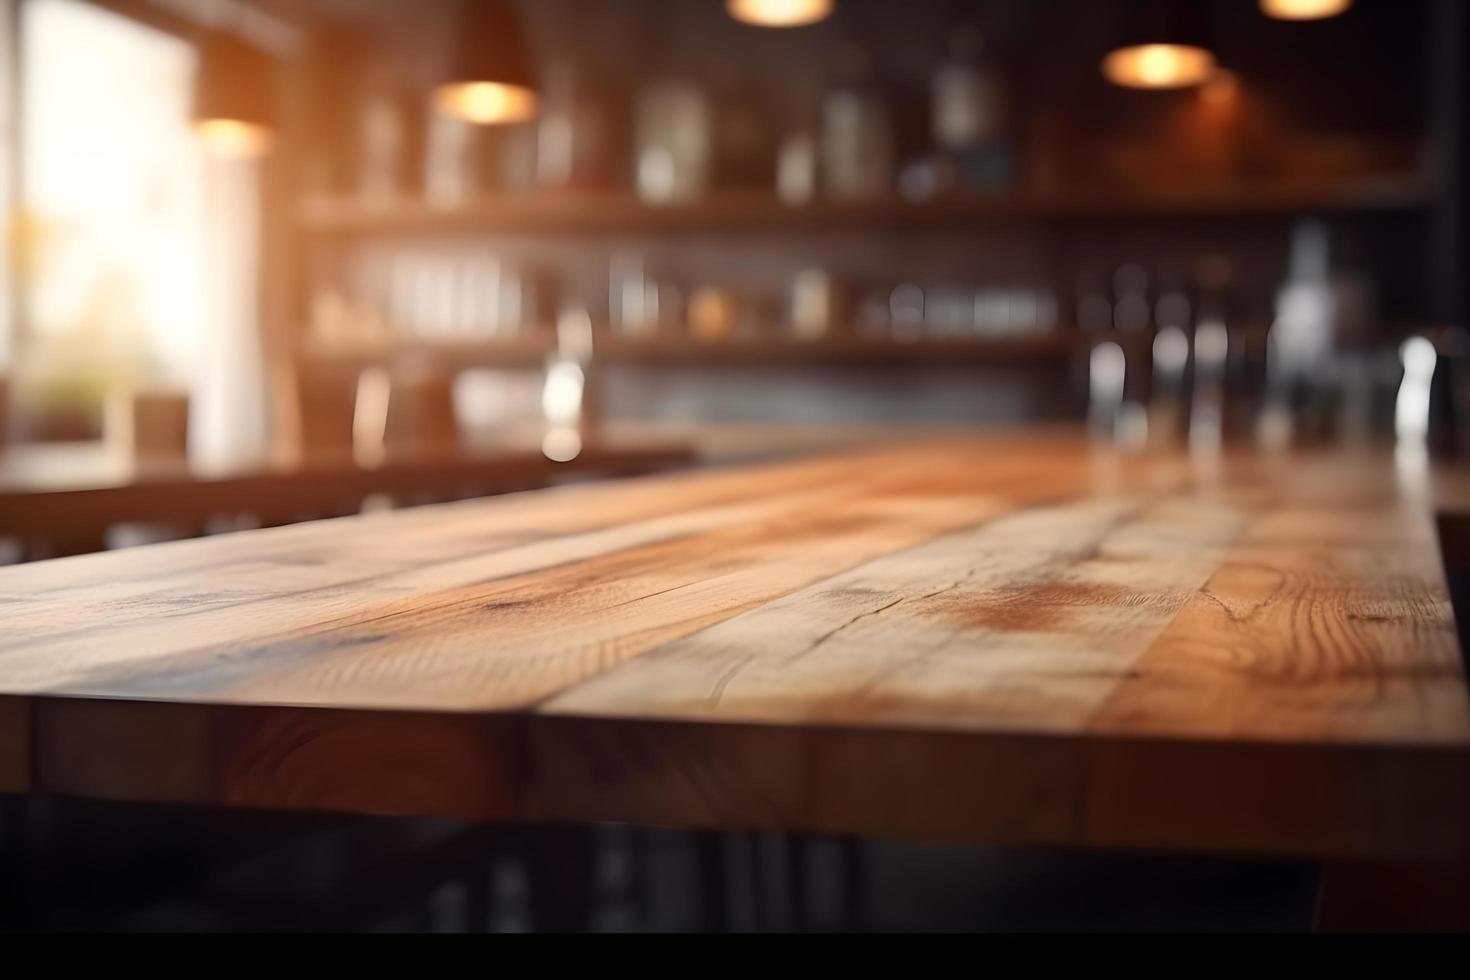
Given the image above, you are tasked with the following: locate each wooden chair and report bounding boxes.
[91,389,194,554]
[382,370,462,458]
[105,388,190,465]
[275,364,361,463]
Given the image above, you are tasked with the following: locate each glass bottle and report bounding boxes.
[635,79,711,204]
[536,61,623,191]
[932,27,1013,191]
[821,48,893,201]
[709,66,777,192]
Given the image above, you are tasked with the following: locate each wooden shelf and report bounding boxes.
[299,334,556,369]
[298,331,1082,371]
[595,333,1081,366]
[300,178,1433,237]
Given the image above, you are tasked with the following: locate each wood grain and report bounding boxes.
[3,434,1469,860]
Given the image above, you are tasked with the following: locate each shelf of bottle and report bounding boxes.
[297,329,1085,370]
[299,178,1433,237]
[596,331,1082,365]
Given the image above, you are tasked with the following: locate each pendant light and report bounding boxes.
[193,30,276,156]
[1102,0,1216,90]
[1260,0,1352,20]
[727,0,834,28]
[432,0,539,125]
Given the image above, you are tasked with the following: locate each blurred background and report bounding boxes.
[0,0,1467,933]
[0,0,1466,565]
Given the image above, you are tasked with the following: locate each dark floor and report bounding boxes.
[0,795,1321,932]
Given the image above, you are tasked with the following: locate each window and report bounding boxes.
[15,0,204,438]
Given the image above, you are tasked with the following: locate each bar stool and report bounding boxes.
[105,388,190,466]
[99,388,196,553]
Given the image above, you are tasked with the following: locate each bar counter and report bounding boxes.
[2,432,1468,864]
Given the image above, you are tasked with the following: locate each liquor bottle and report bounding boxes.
[822,48,893,201]
[710,65,777,191]
[536,61,625,191]
[932,26,1013,190]
[635,79,711,203]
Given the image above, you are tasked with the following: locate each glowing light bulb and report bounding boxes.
[1102,44,1216,90]
[1260,0,1351,21]
[431,81,538,125]
[194,119,273,157]
[726,0,834,28]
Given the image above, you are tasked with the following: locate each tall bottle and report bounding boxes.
[635,78,711,204]
[1112,264,1153,448]
[932,27,1013,190]
[536,61,626,192]
[821,48,893,201]
[709,64,776,192]
[1262,222,1337,446]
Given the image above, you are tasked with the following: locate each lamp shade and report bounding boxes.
[1260,0,1352,20]
[193,30,276,155]
[726,0,835,28]
[1101,0,1216,90]
[432,0,539,125]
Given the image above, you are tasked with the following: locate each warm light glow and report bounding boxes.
[726,0,833,28]
[1260,0,1351,21]
[432,81,538,125]
[193,118,273,157]
[1102,44,1216,90]
[1200,69,1240,106]
[22,0,207,385]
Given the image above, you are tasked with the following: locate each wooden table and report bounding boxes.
[0,439,693,554]
[3,433,1469,869]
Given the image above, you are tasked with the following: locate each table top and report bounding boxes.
[3,432,1469,860]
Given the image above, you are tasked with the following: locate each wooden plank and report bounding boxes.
[521,718,1470,860]
[1,435,1468,860]
[5,492,1010,707]
[542,487,1244,730]
[32,698,211,804]
[211,707,519,820]
[1090,456,1466,743]
[297,181,1434,237]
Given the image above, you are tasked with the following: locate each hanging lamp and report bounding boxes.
[193,29,276,155]
[726,0,834,28]
[432,0,539,125]
[1260,0,1352,21]
[1102,0,1217,90]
